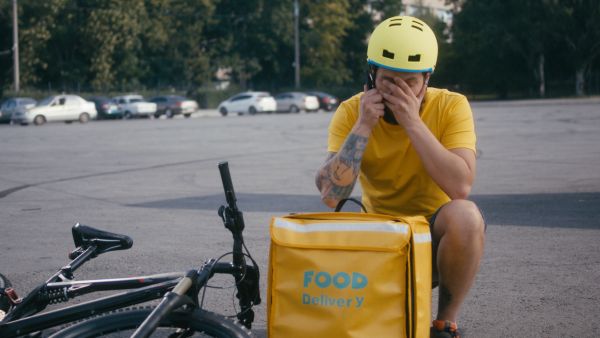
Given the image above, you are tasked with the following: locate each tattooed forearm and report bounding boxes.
[315,133,369,207]
[335,133,368,179]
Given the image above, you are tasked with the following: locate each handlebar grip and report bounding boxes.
[218,161,237,209]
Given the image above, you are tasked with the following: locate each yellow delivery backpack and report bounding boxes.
[267,211,432,338]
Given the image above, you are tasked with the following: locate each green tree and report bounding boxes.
[300,0,352,87]
[0,1,386,94]
[16,0,69,88]
[448,0,600,97]
[551,0,600,96]
[341,0,373,90]
[0,1,13,94]
[251,0,295,90]
[42,1,90,91]
[141,0,214,90]
[207,0,267,89]
[449,0,538,98]
[81,0,147,91]
[208,0,372,92]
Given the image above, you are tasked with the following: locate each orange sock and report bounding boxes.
[432,319,459,333]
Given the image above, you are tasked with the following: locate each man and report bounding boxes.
[315,16,485,338]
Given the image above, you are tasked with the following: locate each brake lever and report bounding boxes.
[218,205,226,224]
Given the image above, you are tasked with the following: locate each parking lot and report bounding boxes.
[1,98,599,337]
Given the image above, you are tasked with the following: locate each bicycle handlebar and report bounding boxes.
[216,161,260,328]
[218,161,238,212]
[217,161,245,253]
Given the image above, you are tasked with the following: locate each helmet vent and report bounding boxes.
[408,54,421,62]
[389,17,403,27]
[382,49,395,60]
[411,25,423,31]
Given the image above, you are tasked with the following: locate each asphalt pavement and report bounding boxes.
[0,97,599,337]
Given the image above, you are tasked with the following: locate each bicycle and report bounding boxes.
[0,161,261,337]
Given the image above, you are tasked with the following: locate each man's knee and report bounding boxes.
[435,199,485,239]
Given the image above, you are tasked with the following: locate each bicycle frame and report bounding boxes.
[0,262,255,337]
[0,161,261,337]
[0,275,181,338]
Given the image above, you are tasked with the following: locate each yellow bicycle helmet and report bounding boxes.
[367,16,438,73]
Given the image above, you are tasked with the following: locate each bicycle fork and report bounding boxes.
[130,267,207,338]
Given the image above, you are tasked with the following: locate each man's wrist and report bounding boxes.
[403,117,427,137]
[352,123,373,137]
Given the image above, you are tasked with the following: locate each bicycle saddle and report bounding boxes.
[71,223,133,258]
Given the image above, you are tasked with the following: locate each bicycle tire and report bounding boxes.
[49,307,252,338]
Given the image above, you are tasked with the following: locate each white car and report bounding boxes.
[112,94,157,119]
[11,95,97,126]
[274,92,320,113]
[217,91,277,116]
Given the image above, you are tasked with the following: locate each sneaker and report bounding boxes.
[431,320,461,338]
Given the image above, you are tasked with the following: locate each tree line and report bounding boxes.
[1,0,599,103]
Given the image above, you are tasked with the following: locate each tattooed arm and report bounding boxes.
[316,86,384,208]
[315,134,369,208]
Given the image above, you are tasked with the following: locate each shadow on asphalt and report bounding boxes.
[471,192,599,229]
[129,192,600,229]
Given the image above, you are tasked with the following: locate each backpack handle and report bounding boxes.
[334,198,367,213]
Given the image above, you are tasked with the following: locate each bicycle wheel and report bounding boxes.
[49,307,252,338]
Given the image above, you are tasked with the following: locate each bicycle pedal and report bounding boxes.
[4,287,21,305]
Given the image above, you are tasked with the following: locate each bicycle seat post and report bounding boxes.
[46,245,98,284]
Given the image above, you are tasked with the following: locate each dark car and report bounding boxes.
[149,95,198,118]
[306,91,339,112]
[0,97,37,123]
[88,96,121,119]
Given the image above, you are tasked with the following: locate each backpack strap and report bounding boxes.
[334,198,367,213]
[407,216,433,338]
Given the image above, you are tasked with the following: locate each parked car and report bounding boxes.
[11,94,96,126]
[274,92,319,113]
[0,97,37,124]
[88,96,121,119]
[112,94,157,119]
[149,95,198,118]
[217,91,277,116]
[306,91,339,112]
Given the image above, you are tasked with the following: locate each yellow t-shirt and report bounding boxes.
[327,87,476,217]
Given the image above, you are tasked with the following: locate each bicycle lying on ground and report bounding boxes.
[0,161,261,337]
